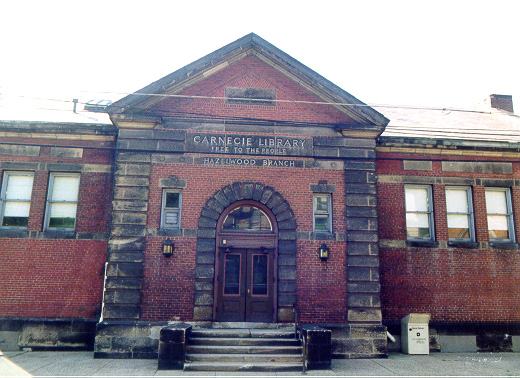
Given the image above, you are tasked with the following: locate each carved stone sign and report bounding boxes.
[187,133,313,157]
[194,156,304,168]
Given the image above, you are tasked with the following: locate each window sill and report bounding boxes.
[489,241,519,250]
[157,228,182,237]
[406,240,439,248]
[448,240,479,249]
[311,232,336,241]
[0,228,29,238]
[42,230,76,239]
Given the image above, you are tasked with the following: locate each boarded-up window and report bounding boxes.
[225,87,276,106]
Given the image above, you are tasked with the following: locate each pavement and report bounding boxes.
[1,350,519,377]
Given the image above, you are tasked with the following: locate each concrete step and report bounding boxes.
[208,322,294,329]
[186,353,303,363]
[190,328,296,339]
[186,345,303,355]
[250,328,297,338]
[183,361,303,372]
[189,337,300,346]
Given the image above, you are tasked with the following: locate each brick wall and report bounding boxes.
[297,240,347,323]
[154,55,355,125]
[0,239,107,318]
[0,133,114,320]
[377,151,520,322]
[139,162,346,321]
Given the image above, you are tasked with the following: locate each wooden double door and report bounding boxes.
[215,245,275,322]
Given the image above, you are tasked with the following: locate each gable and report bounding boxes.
[150,55,357,125]
[108,33,389,130]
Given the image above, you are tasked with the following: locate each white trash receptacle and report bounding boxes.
[401,313,430,354]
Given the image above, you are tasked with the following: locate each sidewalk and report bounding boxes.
[2,350,519,376]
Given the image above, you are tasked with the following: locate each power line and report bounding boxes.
[83,90,497,115]
[0,91,499,115]
[2,104,520,140]
[2,93,520,141]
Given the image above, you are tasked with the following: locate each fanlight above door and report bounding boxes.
[221,206,273,232]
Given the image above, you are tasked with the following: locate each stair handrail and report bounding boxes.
[293,302,307,374]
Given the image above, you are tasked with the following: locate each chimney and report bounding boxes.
[488,94,514,113]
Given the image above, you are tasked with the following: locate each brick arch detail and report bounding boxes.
[193,182,297,322]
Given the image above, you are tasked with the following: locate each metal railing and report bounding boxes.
[293,302,307,374]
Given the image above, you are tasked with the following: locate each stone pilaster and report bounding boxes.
[102,151,152,321]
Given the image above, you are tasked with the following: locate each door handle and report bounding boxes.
[247,288,251,295]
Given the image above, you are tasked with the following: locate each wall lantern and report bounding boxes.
[319,243,329,261]
[162,238,174,257]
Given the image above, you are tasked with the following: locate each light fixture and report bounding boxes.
[163,238,174,257]
[319,243,329,260]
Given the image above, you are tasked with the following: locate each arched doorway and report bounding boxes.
[193,182,297,324]
[214,200,278,322]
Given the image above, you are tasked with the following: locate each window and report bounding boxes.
[222,206,272,232]
[0,172,34,228]
[161,190,182,229]
[446,187,474,240]
[313,194,332,232]
[45,173,80,230]
[225,87,276,106]
[485,188,514,241]
[405,185,434,240]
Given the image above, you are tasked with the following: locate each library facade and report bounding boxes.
[1,34,519,357]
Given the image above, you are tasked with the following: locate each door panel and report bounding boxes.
[216,247,274,322]
[246,251,273,322]
[223,254,241,295]
[217,251,246,321]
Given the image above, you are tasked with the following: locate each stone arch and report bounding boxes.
[193,182,297,322]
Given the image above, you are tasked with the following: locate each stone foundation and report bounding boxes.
[330,324,387,358]
[0,318,97,351]
[385,321,520,353]
[94,321,388,359]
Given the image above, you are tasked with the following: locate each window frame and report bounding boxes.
[160,189,182,230]
[405,184,435,241]
[44,172,81,231]
[485,187,515,242]
[445,186,475,242]
[0,171,35,229]
[313,193,332,233]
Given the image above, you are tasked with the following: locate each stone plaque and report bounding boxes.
[187,133,313,157]
[195,156,304,168]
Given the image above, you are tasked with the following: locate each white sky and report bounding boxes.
[1,0,518,113]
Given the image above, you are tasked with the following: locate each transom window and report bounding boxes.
[405,185,434,240]
[0,172,34,228]
[222,206,272,232]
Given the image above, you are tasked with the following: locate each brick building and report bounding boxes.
[0,111,116,349]
[1,34,519,359]
[378,97,520,352]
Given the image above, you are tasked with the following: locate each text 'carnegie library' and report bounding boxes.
[192,134,308,155]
